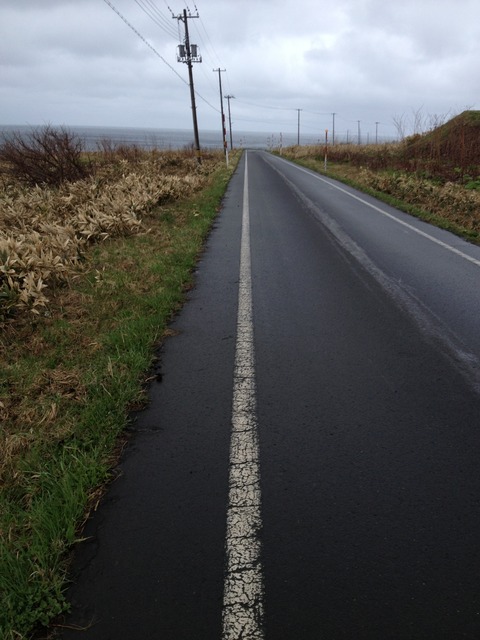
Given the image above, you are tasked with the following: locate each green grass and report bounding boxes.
[0,153,239,639]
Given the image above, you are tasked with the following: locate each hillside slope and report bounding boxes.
[406,110,480,171]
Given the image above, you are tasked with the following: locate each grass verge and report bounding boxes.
[0,152,240,639]
[281,155,480,245]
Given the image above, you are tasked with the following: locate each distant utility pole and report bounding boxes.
[324,129,328,171]
[213,68,227,157]
[297,108,302,145]
[357,120,361,145]
[332,112,336,146]
[375,121,380,144]
[225,94,235,150]
[174,9,201,162]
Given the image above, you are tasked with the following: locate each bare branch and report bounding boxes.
[0,125,90,186]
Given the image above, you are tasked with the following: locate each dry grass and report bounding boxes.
[0,148,225,478]
[355,168,480,232]
[282,112,480,240]
[0,149,218,317]
[284,110,480,183]
[0,147,237,638]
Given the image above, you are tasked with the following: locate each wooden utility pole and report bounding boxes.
[175,9,201,163]
[213,68,227,156]
[297,108,302,145]
[324,129,328,172]
[225,95,235,150]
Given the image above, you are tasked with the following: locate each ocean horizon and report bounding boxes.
[0,124,323,151]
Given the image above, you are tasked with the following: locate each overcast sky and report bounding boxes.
[1,0,479,141]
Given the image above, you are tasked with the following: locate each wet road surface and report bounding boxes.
[61,151,480,639]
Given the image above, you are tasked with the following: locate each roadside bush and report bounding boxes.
[96,138,144,164]
[0,150,220,317]
[356,169,480,231]
[0,126,90,187]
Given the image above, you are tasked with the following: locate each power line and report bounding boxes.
[185,7,227,95]
[134,0,177,38]
[187,3,233,102]
[233,114,303,127]
[103,0,186,83]
[236,99,334,116]
[143,0,177,30]
[197,14,223,68]
[196,61,220,95]
[306,109,334,116]
[189,20,215,68]
[134,0,178,39]
[235,99,295,112]
[102,0,219,113]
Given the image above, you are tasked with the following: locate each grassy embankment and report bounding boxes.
[0,143,239,639]
[280,110,480,243]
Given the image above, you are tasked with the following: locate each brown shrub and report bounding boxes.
[0,125,91,187]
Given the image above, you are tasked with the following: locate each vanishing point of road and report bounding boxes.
[60,151,480,640]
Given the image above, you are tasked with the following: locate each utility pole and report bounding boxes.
[296,108,302,145]
[375,121,380,144]
[174,9,201,163]
[357,120,361,145]
[324,129,328,172]
[332,112,336,146]
[225,94,235,150]
[213,68,227,157]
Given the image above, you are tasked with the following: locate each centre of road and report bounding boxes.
[222,153,265,639]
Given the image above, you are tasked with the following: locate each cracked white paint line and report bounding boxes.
[222,152,265,639]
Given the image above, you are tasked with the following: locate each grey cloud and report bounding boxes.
[1,0,478,136]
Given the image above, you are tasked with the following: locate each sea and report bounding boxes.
[0,124,320,152]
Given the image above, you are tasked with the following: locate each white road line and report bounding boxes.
[280,158,480,269]
[222,153,265,640]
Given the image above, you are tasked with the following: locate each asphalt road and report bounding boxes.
[60,151,480,640]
